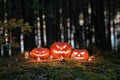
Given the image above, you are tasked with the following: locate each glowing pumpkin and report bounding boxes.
[50,42,72,59]
[71,49,89,61]
[31,48,50,60]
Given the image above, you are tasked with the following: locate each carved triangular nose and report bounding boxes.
[60,48,63,50]
[38,52,41,54]
[77,54,81,57]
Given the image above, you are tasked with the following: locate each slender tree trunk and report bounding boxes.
[10,0,22,18]
[94,0,106,50]
[53,0,61,42]
[44,0,56,48]
[90,0,96,45]
[107,0,112,50]
[0,0,4,20]
[62,0,68,42]
[73,0,85,49]
[22,0,36,51]
[9,0,22,54]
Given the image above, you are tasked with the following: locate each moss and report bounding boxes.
[0,51,119,80]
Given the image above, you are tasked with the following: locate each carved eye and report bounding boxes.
[35,50,39,53]
[80,52,85,56]
[41,50,46,53]
[73,52,78,55]
[56,45,61,49]
[62,45,67,49]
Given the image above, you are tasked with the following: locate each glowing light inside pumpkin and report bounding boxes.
[50,42,72,59]
[25,42,95,62]
[31,48,50,60]
[53,50,70,54]
[71,49,89,61]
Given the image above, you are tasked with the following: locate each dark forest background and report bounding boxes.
[0,0,120,56]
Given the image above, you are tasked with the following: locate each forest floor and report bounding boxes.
[0,50,120,80]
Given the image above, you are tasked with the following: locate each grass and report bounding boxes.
[0,51,120,80]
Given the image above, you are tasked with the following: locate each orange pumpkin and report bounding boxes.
[71,49,89,61]
[50,42,72,59]
[31,48,50,59]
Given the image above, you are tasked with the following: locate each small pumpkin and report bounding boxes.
[71,49,89,61]
[50,42,72,59]
[31,48,50,60]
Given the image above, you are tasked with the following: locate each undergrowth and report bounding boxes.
[0,51,120,80]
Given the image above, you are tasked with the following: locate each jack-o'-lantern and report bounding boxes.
[50,42,72,59]
[31,48,50,60]
[71,49,89,61]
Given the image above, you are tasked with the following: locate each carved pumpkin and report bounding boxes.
[31,48,50,60]
[71,49,89,61]
[50,42,72,59]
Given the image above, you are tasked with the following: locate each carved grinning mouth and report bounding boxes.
[74,57,85,59]
[53,50,70,54]
[33,50,48,57]
[33,53,48,57]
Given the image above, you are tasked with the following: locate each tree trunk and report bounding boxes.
[22,0,36,51]
[44,0,56,48]
[94,0,106,50]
